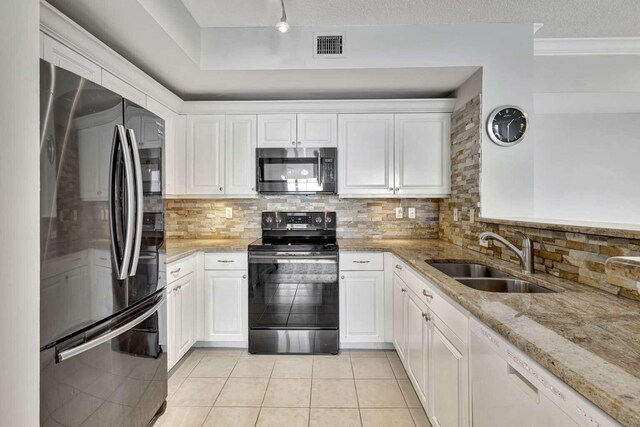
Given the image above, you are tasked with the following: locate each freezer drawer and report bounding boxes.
[40,292,167,427]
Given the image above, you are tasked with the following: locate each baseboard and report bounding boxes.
[194,341,248,348]
[340,342,395,350]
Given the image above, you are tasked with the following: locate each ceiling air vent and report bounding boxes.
[314,33,345,58]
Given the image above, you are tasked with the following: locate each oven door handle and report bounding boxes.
[249,254,338,263]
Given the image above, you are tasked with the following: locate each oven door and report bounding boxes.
[256,147,336,194]
[248,251,339,354]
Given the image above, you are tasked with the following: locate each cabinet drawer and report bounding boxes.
[340,252,384,271]
[204,252,248,270]
[404,267,468,343]
[167,256,195,284]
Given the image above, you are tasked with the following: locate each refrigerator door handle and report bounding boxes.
[109,124,136,280]
[55,294,165,363]
[126,128,144,277]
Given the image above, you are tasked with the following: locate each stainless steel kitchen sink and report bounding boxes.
[429,262,512,278]
[456,278,555,293]
[428,262,555,293]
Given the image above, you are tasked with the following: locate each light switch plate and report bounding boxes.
[395,207,403,219]
[470,208,475,224]
[225,207,233,219]
[408,208,416,219]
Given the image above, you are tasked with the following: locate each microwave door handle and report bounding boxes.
[126,128,144,277]
[109,125,135,280]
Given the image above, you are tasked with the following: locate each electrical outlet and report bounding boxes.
[225,207,233,219]
[470,208,475,224]
[395,207,403,219]
[408,208,416,219]
[453,208,459,222]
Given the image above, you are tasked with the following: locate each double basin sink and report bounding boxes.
[428,262,555,294]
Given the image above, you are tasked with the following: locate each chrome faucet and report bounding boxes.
[479,231,534,274]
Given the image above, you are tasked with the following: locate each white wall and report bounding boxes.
[0,0,40,425]
[453,68,482,111]
[200,24,536,218]
[533,55,640,227]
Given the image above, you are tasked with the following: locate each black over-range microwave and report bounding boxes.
[256,147,336,194]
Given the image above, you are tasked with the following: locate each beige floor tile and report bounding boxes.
[271,357,313,378]
[190,356,238,378]
[312,357,353,379]
[352,358,395,379]
[168,376,186,399]
[311,379,358,408]
[170,378,226,407]
[172,351,206,378]
[230,358,275,378]
[360,408,416,427]
[215,378,269,407]
[198,349,244,358]
[398,379,422,408]
[262,378,311,408]
[310,408,362,427]
[203,407,260,427]
[154,406,211,427]
[409,407,432,427]
[388,357,409,380]
[355,380,407,408]
[256,408,309,427]
[349,350,389,358]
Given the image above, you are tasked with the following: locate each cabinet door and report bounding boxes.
[257,114,297,148]
[406,294,428,403]
[338,114,394,196]
[186,115,225,195]
[204,270,248,342]
[225,115,257,195]
[176,273,195,359]
[42,35,101,83]
[166,285,176,370]
[297,114,337,147]
[394,113,451,196]
[340,271,385,343]
[101,70,146,107]
[431,316,469,427]
[392,274,407,360]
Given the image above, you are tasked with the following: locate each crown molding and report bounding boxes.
[534,37,640,56]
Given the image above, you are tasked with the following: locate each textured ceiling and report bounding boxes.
[182,0,640,38]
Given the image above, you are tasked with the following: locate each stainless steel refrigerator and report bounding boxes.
[39,59,167,427]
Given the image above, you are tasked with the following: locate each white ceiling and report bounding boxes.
[182,0,640,38]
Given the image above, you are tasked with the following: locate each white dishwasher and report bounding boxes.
[470,318,620,427]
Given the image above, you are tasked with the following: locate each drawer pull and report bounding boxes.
[170,268,181,275]
[72,257,82,263]
[395,264,402,270]
[99,257,108,261]
[353,260,370,264]
[217,260,235,263]
[422,289,434,299]
[401,288,407,293]
[422,312,431,321]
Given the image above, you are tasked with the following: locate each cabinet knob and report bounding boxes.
[401,288,407,293]
[243,274,247,279]
[297,141,301,145]
[219,187,223,191]
[251,187,255,191]
[422,312,431,321]
[291,141,296,145]
[422,289,434,299]
[341,275,345,280]
[395,264,402,270]
[389,187,393,191]
[395,187,400,191]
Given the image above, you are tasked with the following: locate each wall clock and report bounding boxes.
[487,105,529,146]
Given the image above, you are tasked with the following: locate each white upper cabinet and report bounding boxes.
[186,115,225,195]
[257,114,337,148]
[101,69,146,107]
[297,114,337,147]
[257,114,297,148]
[42,34,101,84]
[394,113,451,196]
[338,114,395,196]
[225,115,257,195]
[145,98,183,195]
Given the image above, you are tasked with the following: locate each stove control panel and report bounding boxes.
[262,211,336,230]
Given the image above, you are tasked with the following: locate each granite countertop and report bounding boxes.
[165,238,640,424]
[165,238,257,262]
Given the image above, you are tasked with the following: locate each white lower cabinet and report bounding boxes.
[406,292,428,403]
[167,272,196,370]
[203,270,248,343]
[340,270,385,344]
[392,273,407,360]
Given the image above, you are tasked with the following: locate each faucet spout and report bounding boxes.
[479,231,534,274]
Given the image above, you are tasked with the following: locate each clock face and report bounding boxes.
[488,106,528,146]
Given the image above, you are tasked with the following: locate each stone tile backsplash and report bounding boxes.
[438,95,640,300]
[166,196,439,240]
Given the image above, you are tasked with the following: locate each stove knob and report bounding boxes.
[265,217,273,223]
[326,216,332,223]
[315,217,322,224]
